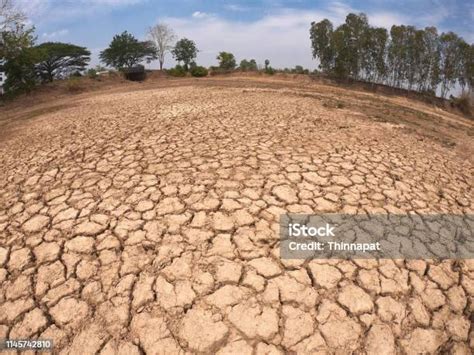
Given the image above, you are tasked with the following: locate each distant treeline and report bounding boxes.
[310,13,473,97]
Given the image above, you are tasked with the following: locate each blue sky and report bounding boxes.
[18,0,474,69]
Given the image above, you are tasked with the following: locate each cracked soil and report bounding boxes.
[0,76,473,354]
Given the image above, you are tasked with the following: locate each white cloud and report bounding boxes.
[192,11,212,19]
[17,0,146,25]
[224,4,251,12]
[42,28,69,39]
[157,2,464,70]
[160,6,410,70]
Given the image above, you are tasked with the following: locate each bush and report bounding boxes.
[209,66,232,76]
[87,68,97,79]
[190,65,208,77]
[264,67,276,75]
[450,93,473,117]
[167,65,186,77]
[66,77,84,93]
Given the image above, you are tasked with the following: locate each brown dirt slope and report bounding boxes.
[0,76,473,354]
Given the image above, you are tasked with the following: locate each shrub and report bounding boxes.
[167,65,187,77]
[66,77,84,93]
[450,93,472,117]
[190,65,208,77]
[209,66,232,76]
[87,68,97,79]
[264,67,275,75]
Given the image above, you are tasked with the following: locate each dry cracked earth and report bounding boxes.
[0,77,473,354]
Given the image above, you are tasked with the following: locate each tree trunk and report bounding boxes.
[160,61,163,70]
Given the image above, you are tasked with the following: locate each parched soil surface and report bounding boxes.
[0,76,473,354]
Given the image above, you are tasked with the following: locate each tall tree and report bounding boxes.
[217,51,236,70]
[344,13,369,79]
[417,27,440,92]
[35,42,90,82]
[362,27,388,82]
[147,23,176,70]
[439,32,463,97]
[310,19,334,72]
[331,24,352,78]
[100,31,157,70]
[458,40,473,94]
[467,44,474,93]
[309,12,472,98]
[171,38,197,71]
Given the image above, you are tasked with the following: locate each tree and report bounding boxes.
[147,23,176,70]
[417,27,440,92]
[239,59,257,71]
[217,51,236,70]
[2,28,40,93]
[458,40,473,94]
[1,1,40,94]
[363,27,388,82]
[310,19,334,72]
[467,44,474,93]
[100,31,157,70]
[439,32,463,97]
[344,13,369,79]
[172,38,197,71]
[264,59,270,69]
[309,11,473,98]
[0,0,25,33]
[35,42,90,82]
[1,0,28,58]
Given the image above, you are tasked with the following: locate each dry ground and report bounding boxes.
[0,76,473,354]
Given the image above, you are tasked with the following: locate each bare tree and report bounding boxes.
[147,23,176,70]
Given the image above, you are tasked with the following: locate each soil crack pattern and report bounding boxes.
[0,80,473,354]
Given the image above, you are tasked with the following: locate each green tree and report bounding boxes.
[2,29,40,93]
[172,38,197,71]
[467,44,474,93]
[362,27,388,82]
[1,1,40,94]
[35,42,90,82]
[458,40,473,94]
[217,51,236,70]
[344,13,369,79]
[99,31,157,70]
[310,19,334,72]
[239,59,257,71]
[331,24,352,78]
[388,25,417,88]
[439,32,463,97]
[418,27,440,92]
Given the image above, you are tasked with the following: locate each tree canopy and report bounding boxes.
[100,31,157,70]
[310,13,473,97]
[172,38,197,71]
[217,51,236,70]
[239,59,257,71]
[35,42,90,82]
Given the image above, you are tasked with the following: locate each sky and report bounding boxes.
[16,0,474,70]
